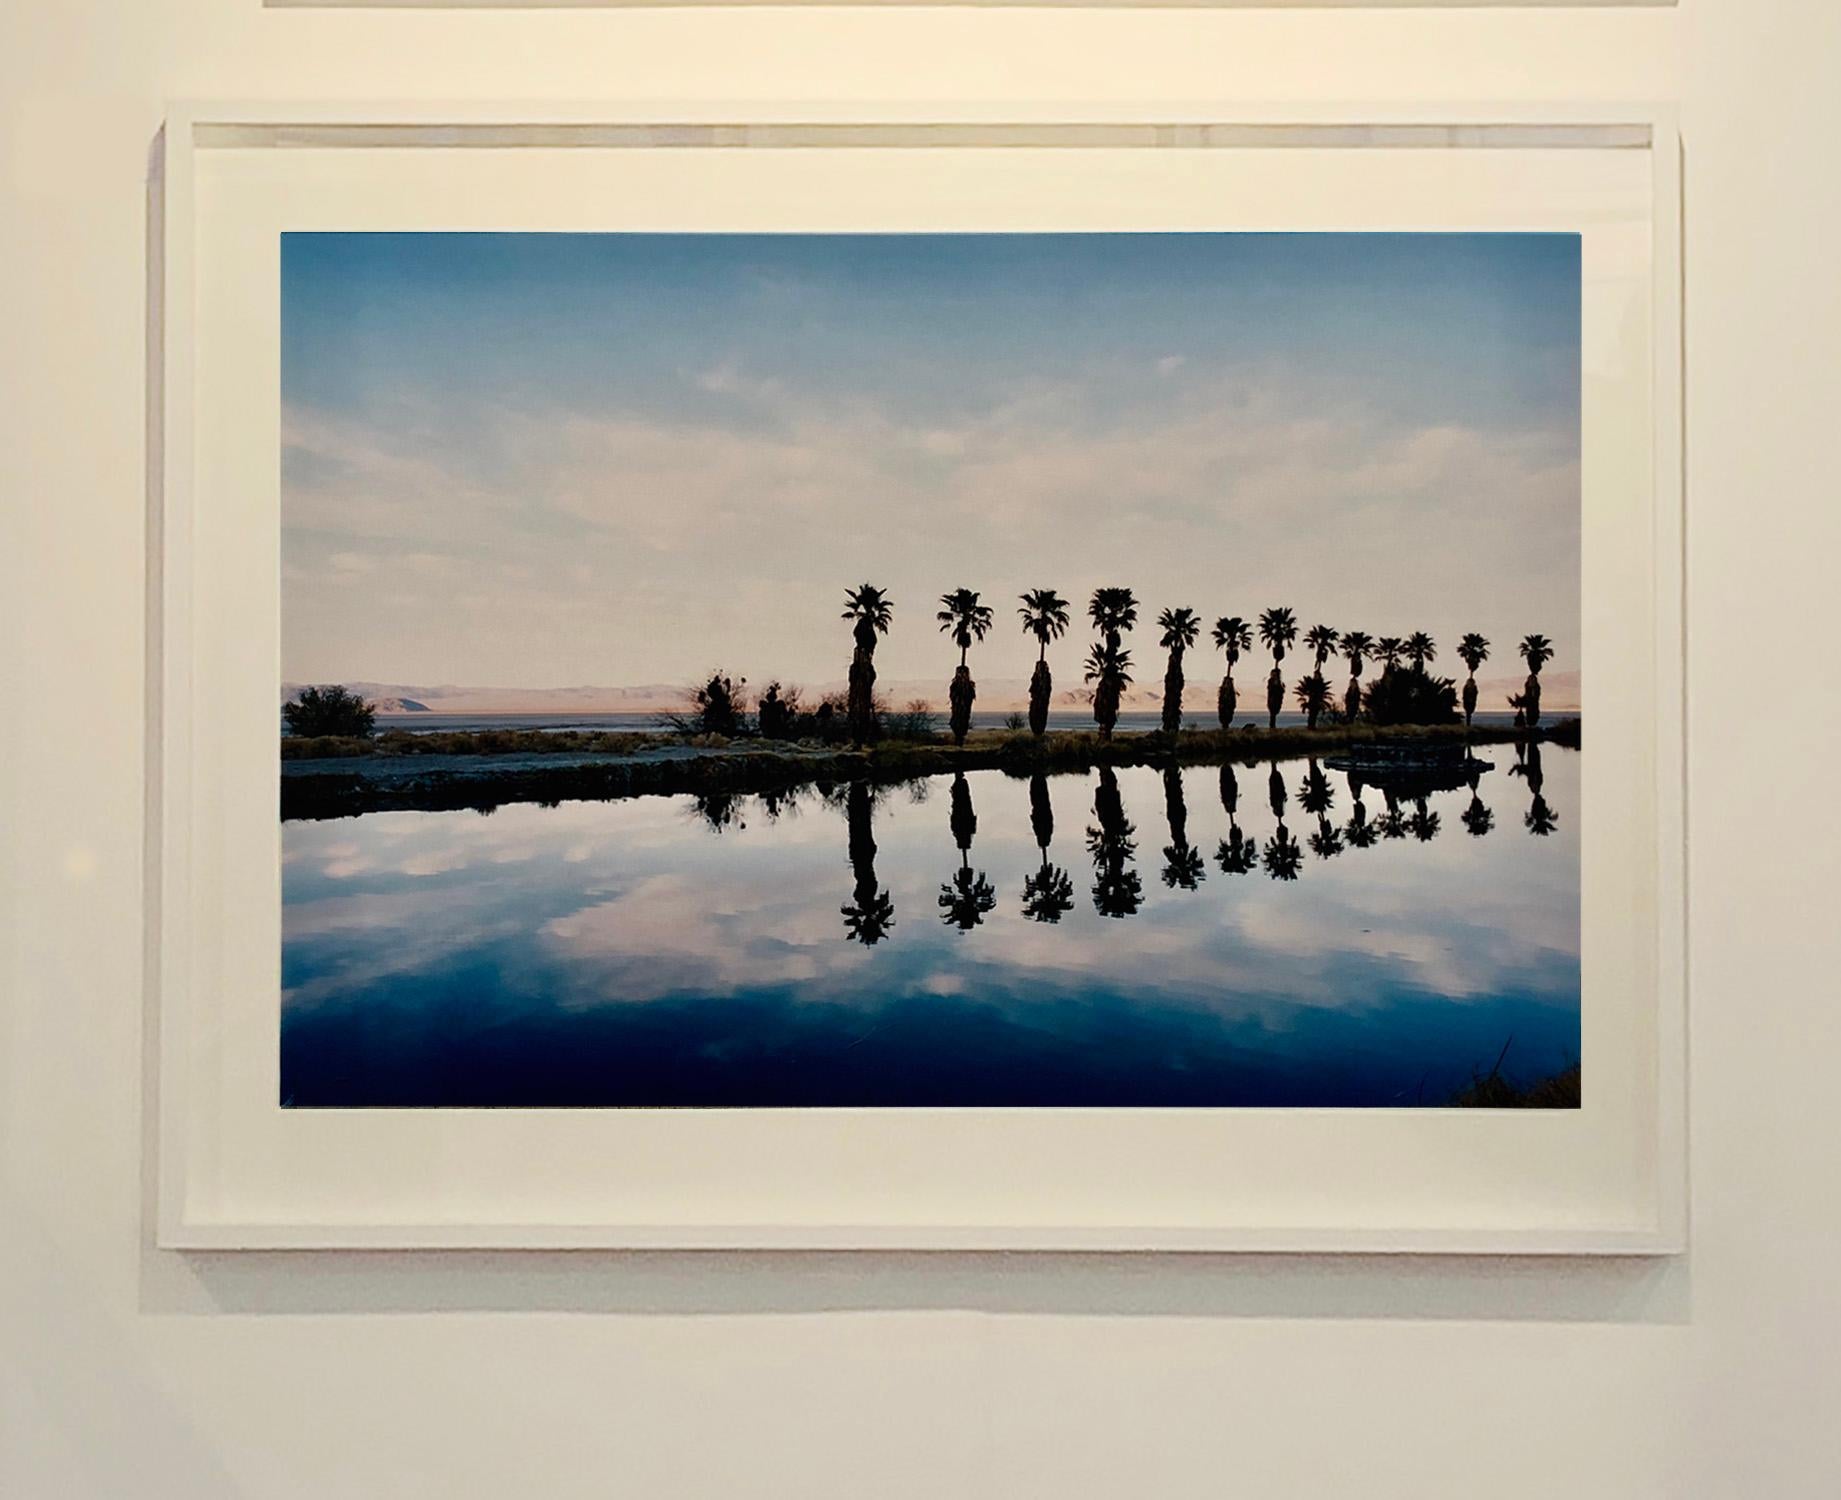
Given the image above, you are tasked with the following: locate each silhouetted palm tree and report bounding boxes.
[1017,589,1072,738]
[1021,771,1075,922]
[1457,632,1491,731]
[840,780,895,945]
[1294,673,1333,730]
[1374,636,1404,671]
[1340,630,1373,721]
[1259,607,1299,730]
[1157,607,1201,738]
[1406,631,1437,673]
[842,584,893,745]
[1518,633,1555,730]
[938,772,996,929]
[1086,765,1143,917]
[936,588,995,746]
[1215,762,1257,874]
[1160,764,1206,890]
[1210,615,1253,729]
[1086,588,1139,741]
[1306,624,1340,673]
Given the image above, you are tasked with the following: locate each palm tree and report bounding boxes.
[1294,673,1333,731]
[1160,764,1206,890]
[1374,636,1404,671]
[1157,606,1201,738]
[1210,615,1253,729]
[840,780,895,945]
[1518,633,1555,730]
[1305,624,1340,672]
[1339,630,1373,721]
[1456,632,1491,731]
[938,772,997,930]
[841,584,893,745]
[1405,631,1437,673]
[1087,765,1143,917]
[1086,588,1139,741]
[1017,589,1071,738]
[1021,772,1075,922]
[1258,606,1299,730]
[936,588,995,746]
[1214,762,1257,874]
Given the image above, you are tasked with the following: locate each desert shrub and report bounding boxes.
[1361,665,1460,727]
[671,671,749,737]
[884,699,941,742]
[282,684,376,739]
[757,680,802,739]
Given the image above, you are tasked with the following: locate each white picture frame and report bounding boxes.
[153,101,1684,1253]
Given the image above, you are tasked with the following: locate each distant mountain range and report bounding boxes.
[286,670,1580,718]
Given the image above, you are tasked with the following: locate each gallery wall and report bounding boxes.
[3,0,1838,1494]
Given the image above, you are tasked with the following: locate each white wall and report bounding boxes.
[4,2,1838,1495]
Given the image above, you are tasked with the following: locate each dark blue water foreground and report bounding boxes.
[281,748,1580,1108]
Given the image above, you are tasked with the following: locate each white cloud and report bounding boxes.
[283,366,1579,692]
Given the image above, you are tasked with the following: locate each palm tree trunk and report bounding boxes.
[1217,672,1237,730]
[1462,674,1478,731]
[1095,676,1120,741]
[1028,658,1051,738]
[1162,652,1184,738]
[1524,672,1542,729]
[1266,669,1284,731]
[847,648,877,744]
[948,666,975,746]
[1346,676,1362,722]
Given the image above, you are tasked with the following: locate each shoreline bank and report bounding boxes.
[280,718,1579,822]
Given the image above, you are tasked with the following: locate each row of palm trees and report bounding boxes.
[842,583,1557,746]
[835,744,1557,942]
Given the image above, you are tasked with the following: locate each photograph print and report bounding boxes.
[280,230,1582,1109]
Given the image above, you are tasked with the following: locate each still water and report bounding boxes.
[281,746,1580,1107]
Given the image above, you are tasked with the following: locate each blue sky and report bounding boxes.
[282,232,1580,698]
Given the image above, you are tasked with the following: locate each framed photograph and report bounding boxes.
[154,103,1683,1251]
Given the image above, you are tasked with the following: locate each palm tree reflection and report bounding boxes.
[1408,796,1442,843]
[1214,762,1257,875]
[1160,764,1206,890]
[1512,739,1558,837]
[1300,758,1344,859]
[1343,771,1377,850]
[1020,772,1076,923]
[938,772,997,930]
[1263,758,1304,880]
[839,780,895,945]
[1087,765,1143,917]
[1461,761,1495,837]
